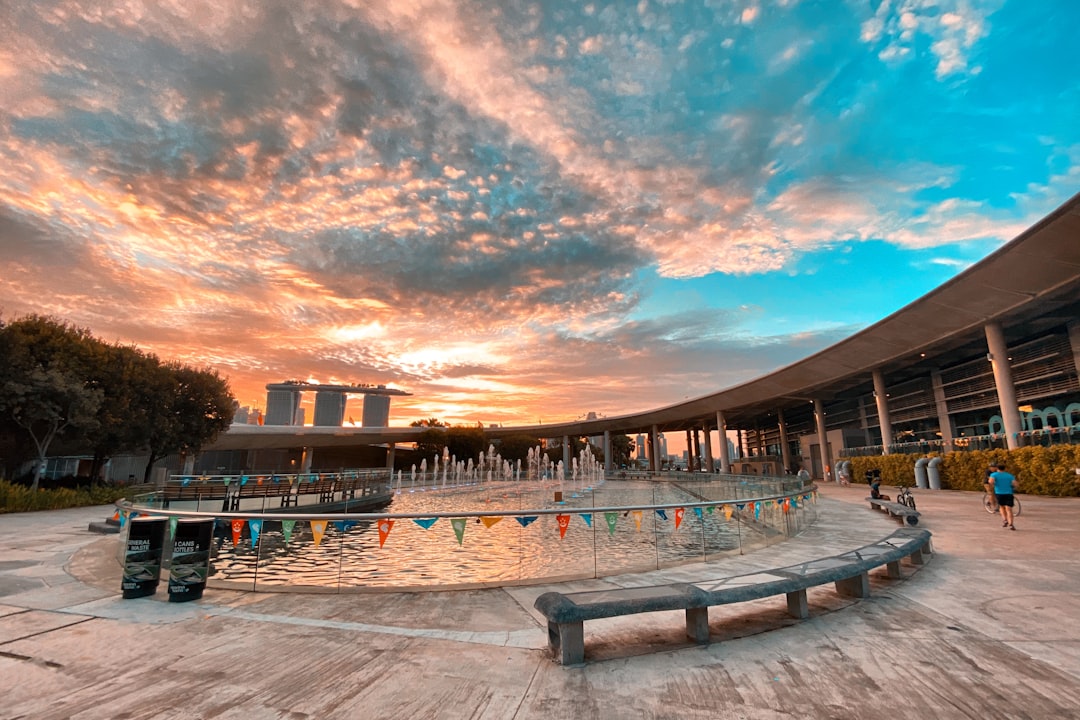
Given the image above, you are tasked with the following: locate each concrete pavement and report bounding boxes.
[2,484,1080,719]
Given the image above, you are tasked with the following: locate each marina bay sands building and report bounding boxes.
[264,381,410,427]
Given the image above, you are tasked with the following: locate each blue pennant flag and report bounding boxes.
[580,513,593,527]
[736,503,746,511]
[655,509,668,521]
[181,478,191,487]
[413,517,438,530]
[240,475,249,486]
[249,519,262,548]
[515,516,538,528]
[693,507,703,519]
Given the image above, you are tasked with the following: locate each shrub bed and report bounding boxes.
[0,479,132,513]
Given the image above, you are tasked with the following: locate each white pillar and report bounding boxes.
[562,436,571,471]
[872,369,893,453]
[716,411,731,473]
[814,399,832,481]
[985,321,1021,450]
[777,409,792,473]
[603,431,612,473]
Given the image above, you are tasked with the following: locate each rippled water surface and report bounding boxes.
[206,478,814,590]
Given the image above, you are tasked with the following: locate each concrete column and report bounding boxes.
[716,411,731,473]
[872,369,893,453]
[703,423,715,472]
[562,436,571,472]
[652,425,662,471]
[603,431,612,473]
[685,429,693,471]
[777,409,792,473]
[737,430,745,459]
[693,429,701,471]
[386,442,396,471]
[182,454,195,475]
[985,321,1022,449]
[814,399,832,481]
[929,370,954,450]
[300,447,313,473]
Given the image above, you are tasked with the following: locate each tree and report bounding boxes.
[497,433,541,464]
[140,363,235,482]
[445,426,487,464]
[0,316,103,490]
[611,434,635,468]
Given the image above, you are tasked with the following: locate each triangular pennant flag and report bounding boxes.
[515,516,538,528]
[723,504,734,520]
[791,497,799,509]
[256,476,264,485]
[604,512,618,536]
[223,478,231,486]
[231,519,245,546]
[281,520,296,544]
[112,510,120,521]
[782,498,791,514]
[556,514,571,538]
[168,517,178,538]
[754,502,761,520]
[480,516,503,529]
[240,475,249,486]
[693,507,703,520]
[377,519,394,548]
[181,477,191,487]
[765,500,774,507]
[249,519,262,548]
[413,517,438,529]
[631,510,643,531]
[674,507,685,530]
[451,518,467,545]
[579,513,593,528]
[655,509,668,521]
[706,505,715,514]
[736,503,746,511]
[118,510,127,528]
[332,521,346,533]
[311,520,327,547]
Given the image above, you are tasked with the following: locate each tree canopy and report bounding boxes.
[0,315,235,485]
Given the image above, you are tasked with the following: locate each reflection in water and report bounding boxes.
[208,478,813,590]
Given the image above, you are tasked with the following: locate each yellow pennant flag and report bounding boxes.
[723,504,734,520]
[631,510,643,531]
[310,520,328,547]
[480,516,502,529]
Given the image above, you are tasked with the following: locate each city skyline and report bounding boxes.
[2,1,1078,451]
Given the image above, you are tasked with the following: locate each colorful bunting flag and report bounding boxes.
[723,504,734,520]
[281,520,296,544]
[782,498,791,514]
[604,512,618,536]
[753,502,761,520]
[311,520,327,547]
[451,518,467,545]
[515,516,538,528]
[655,509,668,521]
[579,513,593,528]
[231,519,245,546]
[118,510,127,528]
[693,507,703,520]
[674,507,685,530]
[240,475,249,486]
[480,516,503,529]
[413,517,438,530]
[168,517,177,538]
[249,519,262,548]
[631,510,643,531]
[181,478,191,487]
[556,514,571,538]
[377,519,394,548]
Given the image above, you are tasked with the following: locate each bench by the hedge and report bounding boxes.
[867,497,920,526]
[534,527,932,665]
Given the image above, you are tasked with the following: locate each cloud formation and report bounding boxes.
[1,0,1077,430]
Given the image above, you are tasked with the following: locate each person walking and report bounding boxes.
[989,462,1018,530]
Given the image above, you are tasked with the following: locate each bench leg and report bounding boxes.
[835,572,870,598]
[786,589,809,619]
[548,621,585,665]
[685,607,709,643]
[908,549,925,566]
[885,560,902,579]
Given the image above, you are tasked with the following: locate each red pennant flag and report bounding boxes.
[556,514,571,538]
[377,519,395,548]
[231,519,245,546]
[674,507,685,530]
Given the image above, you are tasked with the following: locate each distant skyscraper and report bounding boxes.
[362,395,392,427]
[265,388,301,426]
[635,434,648,460]
[313,390,347,426]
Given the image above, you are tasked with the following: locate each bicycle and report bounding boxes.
[982,491,1021,516]
[895,484,917,512]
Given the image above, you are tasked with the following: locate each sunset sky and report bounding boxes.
[2,1,1078,439]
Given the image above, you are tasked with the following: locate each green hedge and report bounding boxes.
[844,445,1080,497]
[0,480,131,513]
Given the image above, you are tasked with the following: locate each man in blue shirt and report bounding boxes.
[990,463,1018,530]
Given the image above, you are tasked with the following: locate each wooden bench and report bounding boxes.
[867,497,920,526]
[161,480,228,507]
[534,527,932,665]
[227,476,298,510]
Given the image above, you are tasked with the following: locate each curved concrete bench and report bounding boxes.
[535,527,932,665]
[867,497,920,526]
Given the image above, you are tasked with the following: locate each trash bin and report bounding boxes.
[121,517,167,599]
[167,518,214,602]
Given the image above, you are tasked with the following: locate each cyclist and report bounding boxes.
[989,463,1018,530]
